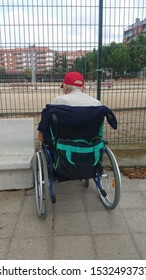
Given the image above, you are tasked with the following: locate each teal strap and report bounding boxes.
[93,142,103,165]
[66,149,75,165]
[73,139,91,145]
[57,142,104,166]
[50,126,55,144]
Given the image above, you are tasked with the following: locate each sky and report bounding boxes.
[0,0,145,50]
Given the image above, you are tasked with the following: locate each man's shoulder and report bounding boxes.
[83,94,102,106]
[52,95,66,104]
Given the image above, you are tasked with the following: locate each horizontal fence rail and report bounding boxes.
[0,0,146,146]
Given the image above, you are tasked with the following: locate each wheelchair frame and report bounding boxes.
[34,138,121,219]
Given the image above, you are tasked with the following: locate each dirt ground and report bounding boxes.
[0,81,146,179]
[0,77,146,149]
[120,166,146,179]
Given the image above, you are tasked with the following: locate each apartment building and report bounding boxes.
[0,46,54,73]
[0,46,88,73]
[123,18,146,43]
[57,50,88,69]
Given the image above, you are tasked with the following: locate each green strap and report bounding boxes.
[73,139,91,145]
[57,142,104,166]
[93,143,103,165]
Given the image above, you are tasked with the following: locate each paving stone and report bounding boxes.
[84,192,106,211]
[7,236,51,260]
[0,214,18,238]
[122,209,146,233]
[0,191,25,214]
[52,235,97,259]
[133,234,146,259]
[0,175,146,260]
[88,210,128,234]
[93,234,140,259]
[53,193,85,212]
[0,238,10,260]
[119,192,146,208]
[14,213,52,237]
[53,212,90,235]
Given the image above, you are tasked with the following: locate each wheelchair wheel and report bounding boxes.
[34,149,49,219]
[97,146,121,209]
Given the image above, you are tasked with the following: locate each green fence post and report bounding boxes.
[97,0,103,101]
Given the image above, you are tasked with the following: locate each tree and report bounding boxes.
[0,67,5,81]
[0,67,5,72]
[102,42,130,76]
[52,51,60,73]
[24,68,32,81]
[128,35,146,73]
[72,50,97,80]
[72,55,87,77]
[86,48,97,80]
[62,52,68,73]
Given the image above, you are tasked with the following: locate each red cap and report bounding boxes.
[61,72,84,88]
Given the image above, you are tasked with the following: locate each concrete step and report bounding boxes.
[110,143,146,167]
[0,168,34,190]
[0,118,35,190]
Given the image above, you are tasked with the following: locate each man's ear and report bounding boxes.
[82,86,84,92]
[64,84,69,94]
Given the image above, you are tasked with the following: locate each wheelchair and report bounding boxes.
[34,105,121,219]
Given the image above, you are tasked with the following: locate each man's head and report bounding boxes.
[61,72,84,94]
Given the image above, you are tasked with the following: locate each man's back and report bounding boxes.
[52,89,101,106]
[38,71,101,141]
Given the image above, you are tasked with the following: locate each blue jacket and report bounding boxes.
[37,104,117,141]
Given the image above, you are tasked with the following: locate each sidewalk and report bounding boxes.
[0,174,146,260]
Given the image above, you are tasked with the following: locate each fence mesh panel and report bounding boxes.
[0,0,146,146]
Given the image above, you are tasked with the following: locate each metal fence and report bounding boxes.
[0,0,146,146]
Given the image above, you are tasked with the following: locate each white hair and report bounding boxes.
[66,84,83,92]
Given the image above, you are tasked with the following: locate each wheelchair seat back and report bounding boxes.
[50,116,104,181]
[38,105,117,182]
[53,119,103,141]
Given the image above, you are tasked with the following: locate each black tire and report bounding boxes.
[40,149,49,219]
[97,146,121,209]
[34,150,49,218]
[34,152,43,216]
